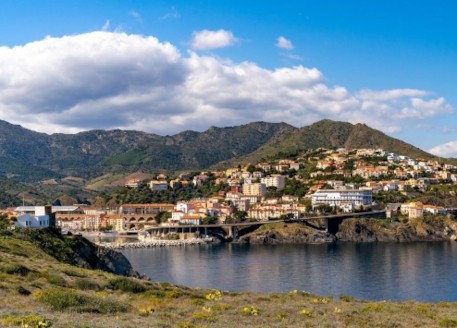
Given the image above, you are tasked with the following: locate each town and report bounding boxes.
[3,147,457,237]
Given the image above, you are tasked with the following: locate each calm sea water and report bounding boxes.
[122,242,457,302]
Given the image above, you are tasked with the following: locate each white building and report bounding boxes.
[261,174,286,190]
[176,202,194,214]
[311,189,373,209]
[15,206,51,228]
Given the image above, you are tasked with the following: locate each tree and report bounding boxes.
[246,165,257,173]
[279,213,295,221]
[0,214,11,231]
[234,211,248,222]
[266,186,282,198]
[301,198,312,210]
[224,215,235,224]
[155,211,172,224]
[202,216,216,225]
[283,178,308,197]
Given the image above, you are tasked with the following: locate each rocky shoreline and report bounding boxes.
[92,217,457,249]
[237,217,457,245]
[335,217,457,242]
[95,237,214,250]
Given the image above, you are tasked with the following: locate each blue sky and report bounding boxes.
[0,1,456,156]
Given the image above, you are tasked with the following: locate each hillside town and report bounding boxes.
[3,148,457,234]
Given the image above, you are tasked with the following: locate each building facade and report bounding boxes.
[261,174,286,190]
[311,189,373,209]
[242,183,266,196]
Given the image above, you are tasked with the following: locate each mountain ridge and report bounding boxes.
[0,118,444,183]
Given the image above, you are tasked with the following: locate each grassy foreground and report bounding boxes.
[1,235,457,327]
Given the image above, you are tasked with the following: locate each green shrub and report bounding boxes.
[0,263,31,276]
[241,306,259,316]
[178,321,196,328]
[107,277,147,293]
[35,289,130,313]
[2,314,52,327]
[46,274,67,287]
[166,289,185,299]
[192,298,205,306]
[74,278,100,291]
[144,289,166,298]
[439,318,457,327]
[361,302,386,313]
[62,268,86,278]
[340,295,355,302]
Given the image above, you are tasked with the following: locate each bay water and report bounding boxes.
[122,242,457,302]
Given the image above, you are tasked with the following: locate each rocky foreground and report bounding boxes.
[238,216,457,244]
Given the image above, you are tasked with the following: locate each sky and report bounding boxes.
[0,1,457,156]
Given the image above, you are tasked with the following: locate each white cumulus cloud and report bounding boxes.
[191,29,237,50]
[0,31,453,137]
[276,36,294,50]
[429,141,457,158]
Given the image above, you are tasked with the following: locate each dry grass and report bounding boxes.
[1,235,457,327]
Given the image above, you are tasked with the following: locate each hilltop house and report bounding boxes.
[15,206,53,228]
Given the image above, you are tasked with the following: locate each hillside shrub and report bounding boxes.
[107,277,147,293]
[2,314,52,327]
[35,288,129,313]
[74,278,101,291]
[0,262,31,276]
[46,274,67,287]
[439,318,457,327]
[62,268,87,278]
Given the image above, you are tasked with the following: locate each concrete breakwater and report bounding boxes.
[96,237,214,250]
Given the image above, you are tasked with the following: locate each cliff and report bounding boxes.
[336,217,457,242]
[10,228,138,276]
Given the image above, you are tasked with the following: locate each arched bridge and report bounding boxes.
[146,210,386,241]
[122,215,157,230]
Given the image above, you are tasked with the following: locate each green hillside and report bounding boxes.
[0,118,450,204]
[0,226,456,327]
[219,119,436,166]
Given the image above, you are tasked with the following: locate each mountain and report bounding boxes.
[231,119,433,165]
[0,118,444,185]
[0,120,295,180]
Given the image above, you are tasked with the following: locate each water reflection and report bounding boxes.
[122,242,457,302]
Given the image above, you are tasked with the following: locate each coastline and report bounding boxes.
[83,216,457,250]
[2,230,457,328]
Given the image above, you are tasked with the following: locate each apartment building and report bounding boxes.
[311,189,373,209]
